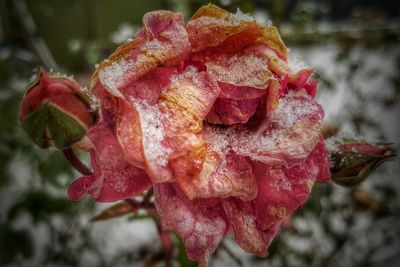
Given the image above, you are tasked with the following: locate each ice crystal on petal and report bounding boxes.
[231,8,254,23]
[131,99,171,166]
[288,56,310,74]
[204,94,322,165]
[170,66,198,84]
[99,59,132,97]
[269,93,320,129]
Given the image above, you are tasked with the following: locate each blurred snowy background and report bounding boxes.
[0,0,399,266]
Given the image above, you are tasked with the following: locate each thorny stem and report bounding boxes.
[62,148,93,175]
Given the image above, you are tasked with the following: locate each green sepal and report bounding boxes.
[22,102,86,149]
[331,150,395,187]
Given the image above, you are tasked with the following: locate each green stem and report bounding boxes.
[62,148,92,175]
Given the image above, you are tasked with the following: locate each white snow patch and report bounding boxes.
[99,59,132,97]
[131,99,171,166]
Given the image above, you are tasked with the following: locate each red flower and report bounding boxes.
[67,4,331,264]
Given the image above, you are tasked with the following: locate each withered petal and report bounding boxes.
[93,11,189,98]
[68,124,152,202]
[154,183,226,264]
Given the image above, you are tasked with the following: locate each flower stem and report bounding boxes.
[62,148,93,175]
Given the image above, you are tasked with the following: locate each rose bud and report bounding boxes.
[330,139,395,187]
[19,68,96,149]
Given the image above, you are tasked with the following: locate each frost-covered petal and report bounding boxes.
[245,44,290,77]
[238,94,324,165]
[68,124,152,202]
[131,100,175,183]
[160,69,221,184]
[178,150,258,201]
[251,137,330,230]
[154,183,226,264]
[205,51,272,89]
[187,4,287,57]
[93,11,189,98]
[204,93,324,166]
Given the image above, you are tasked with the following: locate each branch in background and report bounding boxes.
[12,0,59,70]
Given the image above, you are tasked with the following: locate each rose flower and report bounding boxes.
[31,4,333,265]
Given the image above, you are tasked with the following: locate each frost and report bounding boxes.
[243,214,256,227]
[170,66,198,84]
[206,53,269,87]
[269,93,320,129]
[231,8,254,23]
[204,94,322,163]
[99,59,132,97]
[131,99,171,166]
[270,176,293,192]
[145,38,163,50]
[89,94,100,112]
[101,145,129,193]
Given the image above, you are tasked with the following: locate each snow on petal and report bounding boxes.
[68,124,152,202]
[94,11,189,98]
[245,44,290,77]
[161,68,221,189]
[236,93,324,165]
[252,137,330,230]
[187,4,287,57]
[154,183,227,265]
[205,52,272,89]
[132,99,174,183]
[203,93,324,166]
[187,4,255,52]
[162,67,221,120]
